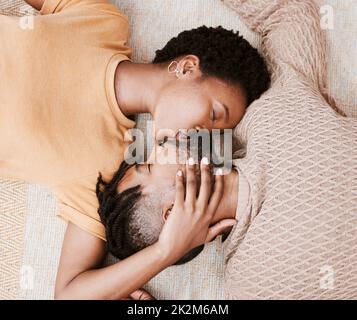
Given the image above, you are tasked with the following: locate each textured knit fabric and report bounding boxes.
[0,180,28,299]
[223,0,357,299]
[0,0,135,240]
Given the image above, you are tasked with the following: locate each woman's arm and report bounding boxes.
[55,160,235,300]
[55,222,172,300]
[24,0,45,10]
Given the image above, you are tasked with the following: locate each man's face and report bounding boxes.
[117,140,240,252]
[118,142,202,218]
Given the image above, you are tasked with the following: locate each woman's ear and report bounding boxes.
[177,55,201,79]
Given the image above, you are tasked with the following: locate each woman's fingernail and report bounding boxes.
[202,157,209,165]
[216,168,223,176]
[177,170,183,177]
[188,157,195,166]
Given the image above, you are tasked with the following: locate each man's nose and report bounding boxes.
[155,128,177,145]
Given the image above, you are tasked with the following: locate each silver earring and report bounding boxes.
[168,61,181,78]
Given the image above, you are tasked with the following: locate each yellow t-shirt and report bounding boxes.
[0,0,135,240]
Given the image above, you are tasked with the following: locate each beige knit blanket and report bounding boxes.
[223,0,357,299]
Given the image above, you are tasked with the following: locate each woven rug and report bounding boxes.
[0,1,35,300]
[0,180,27,299]
[0,0,33,16]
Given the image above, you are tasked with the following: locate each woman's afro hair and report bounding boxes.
[153,25,271,105]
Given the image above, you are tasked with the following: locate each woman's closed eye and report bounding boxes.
[211,100,230,124]
[210,109,217,123]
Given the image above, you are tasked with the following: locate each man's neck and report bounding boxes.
[211,169,239,225]
[114,61,167,117]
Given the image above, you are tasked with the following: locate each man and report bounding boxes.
[96,139,243,266]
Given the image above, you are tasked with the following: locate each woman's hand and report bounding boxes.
[156,158,237,265]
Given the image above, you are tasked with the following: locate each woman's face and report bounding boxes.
[153,57,247,141]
